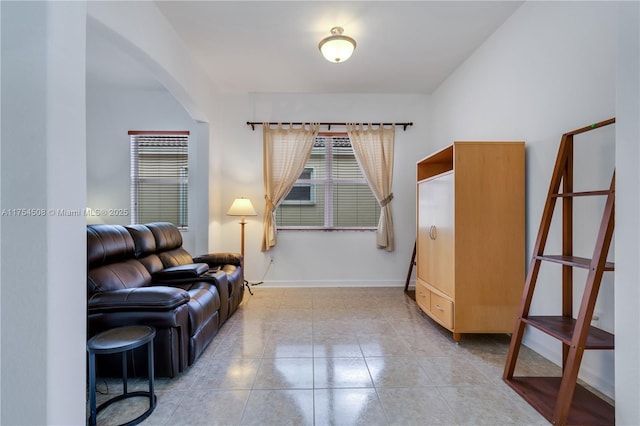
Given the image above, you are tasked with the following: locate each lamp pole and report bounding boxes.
[227,197,257,295]
[239,216,246,260]
[238,216,251,294]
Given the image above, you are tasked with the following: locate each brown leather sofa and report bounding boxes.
[87,223,243,377]
[133,222,244,322]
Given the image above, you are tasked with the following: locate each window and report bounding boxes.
[130,131,189,228]
[282,167,315,205]
[275,133,380,229]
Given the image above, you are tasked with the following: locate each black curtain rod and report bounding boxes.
[246,121,413,131]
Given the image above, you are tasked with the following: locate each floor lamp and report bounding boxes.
[227,197,257,294]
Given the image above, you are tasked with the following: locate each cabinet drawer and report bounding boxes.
[415,280,431,313]
[430,293,454,329]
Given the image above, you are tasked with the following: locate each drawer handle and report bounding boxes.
[429,225,438,240]
[435,304,444,311]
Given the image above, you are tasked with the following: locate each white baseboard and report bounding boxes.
[248,279,409,288]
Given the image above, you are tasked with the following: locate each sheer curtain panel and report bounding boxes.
[346,123,396,251]
[262,123,319,251]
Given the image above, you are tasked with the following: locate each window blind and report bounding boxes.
[130,132,189,228]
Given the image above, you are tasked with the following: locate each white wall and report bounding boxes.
[615,2,640,423]
[1,2,86,424]
[86,86,208,253]
[0,2,3,420]
[87,1,220,253]
[87,2,215,123]
[211,93,431,285]
[430,0,623,404]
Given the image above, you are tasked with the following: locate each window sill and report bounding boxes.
[276,227,377,232]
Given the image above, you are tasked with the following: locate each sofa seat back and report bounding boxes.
[146,222,194,267]
[87,224,152,294]
[88,224,135,268]
[125,224,166,275]
[88,259,153,294]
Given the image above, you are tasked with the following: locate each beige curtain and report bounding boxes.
[346,123,396,251]
[262,123,319,251]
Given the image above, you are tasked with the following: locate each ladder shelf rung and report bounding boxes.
[551,190,612,198]
[503,376,614,426]
[522,316,614,349]
[535,255,615,271]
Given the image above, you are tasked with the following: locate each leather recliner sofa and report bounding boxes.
[87,222,243,377]
[133,222,244,322]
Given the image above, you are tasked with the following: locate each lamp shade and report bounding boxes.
[318,27,356,64]
[227,197,257,217]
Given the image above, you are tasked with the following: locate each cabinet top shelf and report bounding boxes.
[417,141,524,181]
[417,145,453,181]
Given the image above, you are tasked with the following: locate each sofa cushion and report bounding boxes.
[158,248,194,267]
[87,224,135,268]
[88,259,152,294]
[138,254,165,275]
[145,222,194,267]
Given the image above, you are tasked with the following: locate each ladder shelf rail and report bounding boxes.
[503,118,616,426]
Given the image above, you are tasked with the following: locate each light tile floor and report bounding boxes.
[91,287,558,425]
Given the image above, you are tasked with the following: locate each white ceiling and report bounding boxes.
[87,1,523,94]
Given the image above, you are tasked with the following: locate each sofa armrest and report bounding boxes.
[193,252,242,267]
[88,287,190,313]
[153,263,209,280]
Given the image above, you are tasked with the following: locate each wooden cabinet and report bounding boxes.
[416,142,525,341]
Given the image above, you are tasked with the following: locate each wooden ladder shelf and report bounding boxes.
[503,118,616,426]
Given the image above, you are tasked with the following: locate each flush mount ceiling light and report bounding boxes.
[318,26,356,64]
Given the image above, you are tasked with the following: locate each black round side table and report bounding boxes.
[87,325,157,426]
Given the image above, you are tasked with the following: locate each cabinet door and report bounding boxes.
[417,173,454,297]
